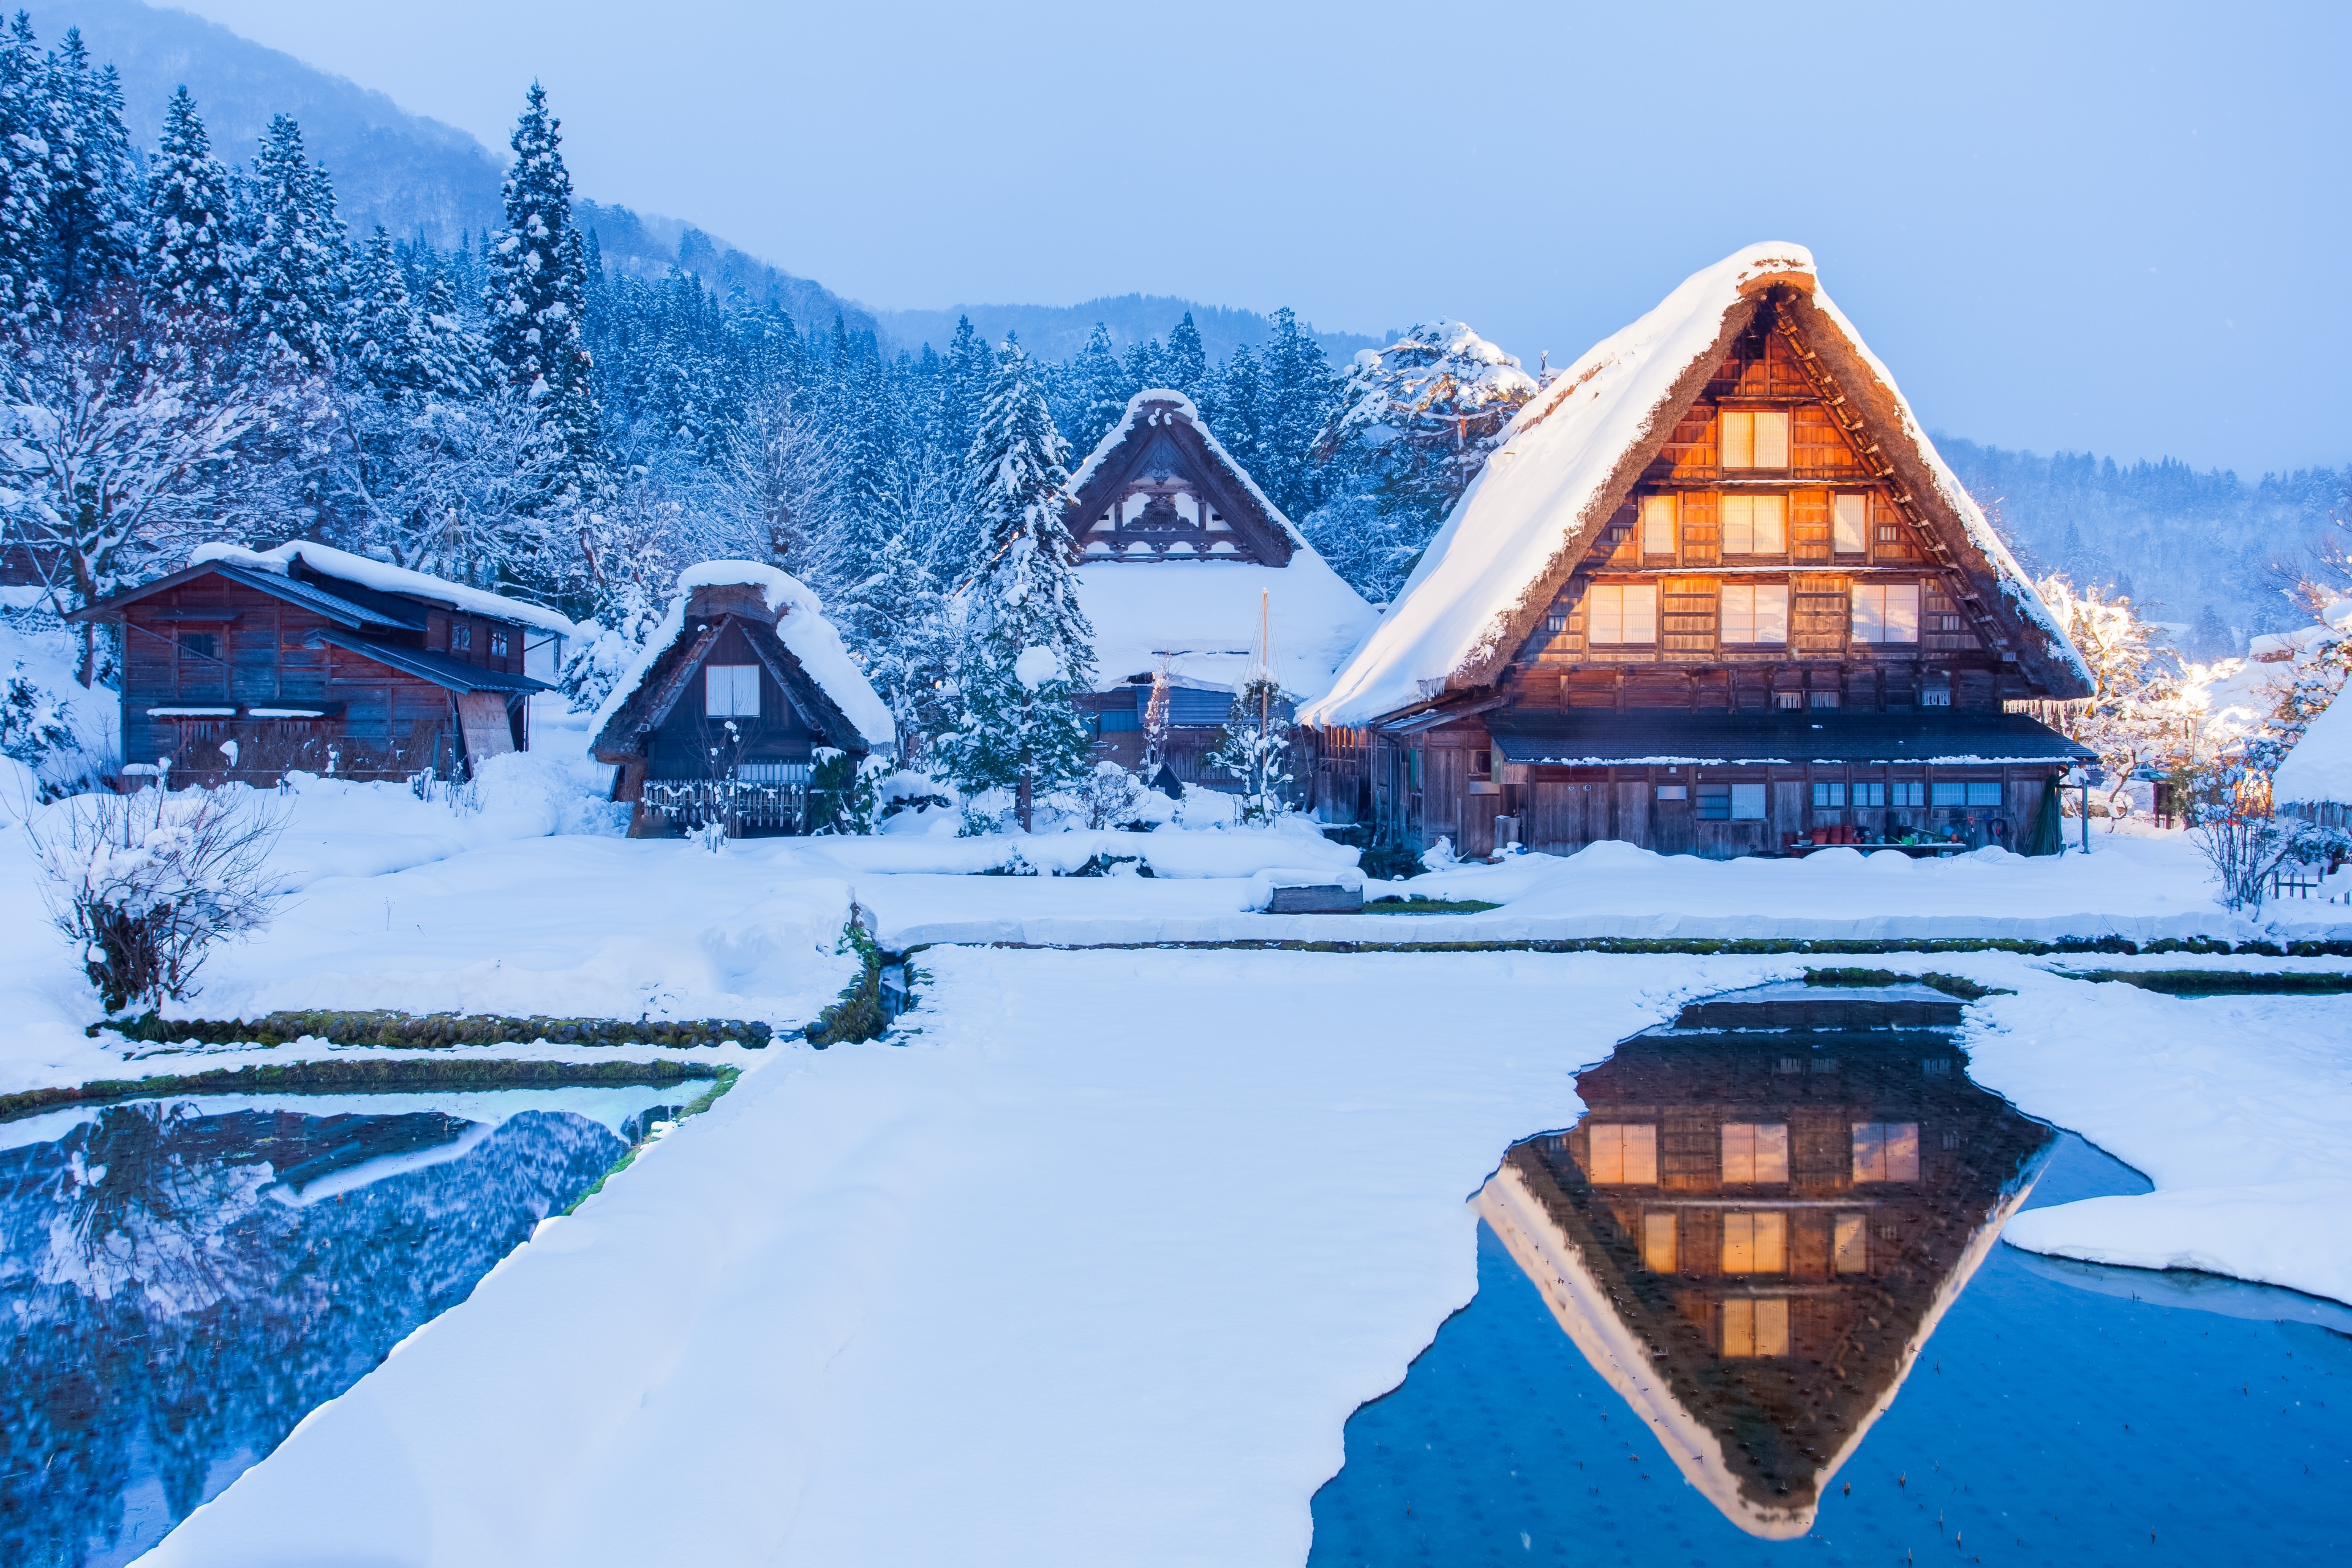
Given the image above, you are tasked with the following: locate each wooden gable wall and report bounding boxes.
[1067,406,1293,566]
[1502,296,2025,717]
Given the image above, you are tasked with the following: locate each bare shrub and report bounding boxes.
[31,786,285,1014]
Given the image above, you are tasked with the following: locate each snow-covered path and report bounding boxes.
[137,950,1778,1568]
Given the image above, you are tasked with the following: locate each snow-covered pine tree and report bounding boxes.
[833,530,955,744]
[816,329,902,595]
[932,339,1096,830]
[1122,335,1164,393]
[1204,342,1265,473]
[40,29,138,312]
[1161,311,1207,398]
[1257,306,1334,521]
[486,83,599,500]
[139,87,240,326]
[346,225,435,395]
[1205,594,1292,823]
[241,115,345,372]
[417,270,487,399]
[0,15,54,334]
[1066,322,1133,456]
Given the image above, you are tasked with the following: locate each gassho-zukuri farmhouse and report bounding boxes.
[1286,241,2095,859]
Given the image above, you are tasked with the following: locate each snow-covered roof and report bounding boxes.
[1068,389,1307,551]
[1299,243,2092,728]
[189,541,576,637]
[1074,555,1380,700]
[589,560,894,750]
[2274,688,2352,805]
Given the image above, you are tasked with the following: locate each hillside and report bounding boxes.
[872,295,1382,364]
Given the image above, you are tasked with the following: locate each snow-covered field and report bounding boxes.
[124,948,2352,1567]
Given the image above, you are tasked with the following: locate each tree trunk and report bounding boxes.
[1016,770,1034,832]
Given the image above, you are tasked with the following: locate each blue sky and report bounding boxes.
[169,0,2348,475]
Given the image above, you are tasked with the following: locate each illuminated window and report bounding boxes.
[1722,1296,1790,1356]
[1852,582,1921,644]
[1852,1122,1921,1183]
[1586,584,1657,645]
[1643,1212,1678,1273]
[1641,494,1677,554]
[1721,1122,1789,1182]
[1833,1213,1868,1273]
[1721,1212,1787,1275]
[1833,493,1869,553]
[1586,1123,1657,1185]
[490,630,510,659]
[1720,493,1788,554]
[1719,410,1790,469]
[705,664,762,717]
[1774,691,1804,710]
[1720,582,1788,644]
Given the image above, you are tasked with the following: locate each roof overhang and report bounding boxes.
[309,629,552,694]
[1483,710,2095,767]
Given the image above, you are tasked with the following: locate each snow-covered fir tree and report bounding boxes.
[931,339,1096,830]
[39,28,139,314]
[0,15,54,334]
[1207,668,1292,824]
[832,530,955,744]
[1255,306,1335,521]
[486,83,598,500]
[1160,311,1207,398]
[138,88,240,326]
[1062,322,1133,456]
[345,227,432,395]
[240,115,345,372]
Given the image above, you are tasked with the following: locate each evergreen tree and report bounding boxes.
[932,339,1096,830]
[1207,667,1292,824]
[40,31,139,312]
[486,83,598,497]
[0,14,52,333]
[832,530,954,741]
[1067,322,1133,455]
[139,87,239,325]
[816,328,902,593]
[241,115,345,371]
[1203,342,1265,472]
[1258,306,1333,519]
[1123,334,1164,391]
[1161,310,1207,396]
[346,226,434,395]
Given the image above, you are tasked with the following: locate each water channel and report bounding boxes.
[1310,986,2352,1564]
[0,1083,690,1567]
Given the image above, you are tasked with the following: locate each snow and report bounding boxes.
[126,946,2352,1567]
[1074,554,1379,698]
[1967,981,2352,1306]
[1300,243,2090,728]
[2274,680,2352,805]
[187,540,576,637]
[589,560,895,752]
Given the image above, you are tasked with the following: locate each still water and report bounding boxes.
[0,1084,687,1567]
[1311,1001,2351,1566]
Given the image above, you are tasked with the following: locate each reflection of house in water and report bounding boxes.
[1475,983,2052,1537]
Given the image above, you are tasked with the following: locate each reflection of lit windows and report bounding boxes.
[1833,1213,1868,1273]
[1722,1296,1790,1357]
[1852,1122,1921,1182]
[1721,1122,1789,1182]
[1642,1212,1678,1273]
[1586,1123,1657,1185]
[1721,1212,1787,1274]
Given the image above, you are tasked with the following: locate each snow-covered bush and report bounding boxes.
[559,582,665,713]
[1073,761,1144,830]
[1205,673,1294,825]
[811,748,888,836]
[878,769,952,821]
[1,663,75,774]
[32,786,284,1014]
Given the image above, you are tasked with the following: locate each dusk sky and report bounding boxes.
[166,0,2348,474]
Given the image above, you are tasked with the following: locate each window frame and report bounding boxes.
[1721,1121,1790,1182]
[1586,1122,1659,1185]
[1719,582,1789,646]
[1832,492,1869,554]
[1852,1121,1922,1183]
[704,663,763,718]
[1586,582,1658,646]
[1719,492,1789,556]
[1850,581,1922,645]
[1640,493,1677,557]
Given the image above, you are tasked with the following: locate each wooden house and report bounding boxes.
[1062,391,1378,784]
[67,542,571,786]
[590,563,894,837]
[1298,245,2095,858]
[1476,1016,2051,1537]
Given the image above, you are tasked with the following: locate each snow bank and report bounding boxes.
[1301,243,2088,727]
[2274,682,2352,805]
[188,541,576,636]
[137,948,1781,1568]
[587,560,894,751]
[1966,982,2352,1305]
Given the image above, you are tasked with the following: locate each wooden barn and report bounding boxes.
[1061,391,1378,785]
[1298,244,2095,858]
[590,563,894,837]
[68,542,571,786]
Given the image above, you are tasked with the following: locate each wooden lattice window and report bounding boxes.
[1719,583,1788,646]
[1640,494,1677,556]
[1718,410,1790,469]
[1721,493,1787,556]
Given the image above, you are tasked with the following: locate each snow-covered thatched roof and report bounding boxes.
[590,561,894,752]
[2274,688,2352,806]
[1299,243,2092,729]
[188,541,577,636]
[1064,390,1378,699]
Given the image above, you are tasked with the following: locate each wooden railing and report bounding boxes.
[641,777,808,835]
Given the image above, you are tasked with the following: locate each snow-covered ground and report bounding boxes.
[126,948,2352,1567]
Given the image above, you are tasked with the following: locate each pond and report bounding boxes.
[1,1083,691,1568]
[1310,986,2352,1564]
